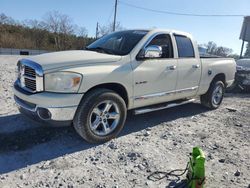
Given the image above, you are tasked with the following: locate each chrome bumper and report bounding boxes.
[14,96,78,126]
[13,86,83,126]
[14,95,77,120]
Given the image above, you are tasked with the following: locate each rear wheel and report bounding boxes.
[200,80,225,109]
[73,89,127,143]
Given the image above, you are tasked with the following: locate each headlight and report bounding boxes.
[45,72,82,93]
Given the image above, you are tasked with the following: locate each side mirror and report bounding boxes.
[137,45,162,60]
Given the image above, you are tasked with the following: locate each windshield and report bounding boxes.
[87,30,148,56]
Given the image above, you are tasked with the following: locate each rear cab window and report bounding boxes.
[175,35,195,58]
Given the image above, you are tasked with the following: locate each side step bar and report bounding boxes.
[134,99,196,115]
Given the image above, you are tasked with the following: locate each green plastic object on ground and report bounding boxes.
[187,147,206,188]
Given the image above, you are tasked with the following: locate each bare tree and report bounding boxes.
[204,41,217,55]
[0,13,15,25]
[201,41,234,57]
[215,46,233,57]
[77,26,88,37]
[43,11,76,50]
[76,26,88,48]
[228,53,240,60]
[23,19,46,30]
[0,12,89,50]
[98,22,124,37]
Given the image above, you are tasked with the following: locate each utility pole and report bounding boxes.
[240,21,247,58]
[240,16,250,58]
[240,40,245,59]
[113,0,118,32]
[96,22,99,39]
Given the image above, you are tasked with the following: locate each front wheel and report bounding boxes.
[200,80,225,109]
[73,89,127,143]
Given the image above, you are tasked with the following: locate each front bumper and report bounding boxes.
[14,85,84,126]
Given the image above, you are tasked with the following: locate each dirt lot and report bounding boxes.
[0,55,249,188]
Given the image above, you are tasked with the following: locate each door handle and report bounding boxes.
[192,64,200,68]
[166,65,177,70]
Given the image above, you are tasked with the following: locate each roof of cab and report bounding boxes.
[147,28,193,38]
[115,28,192,37]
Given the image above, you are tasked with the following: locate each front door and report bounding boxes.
[132,34,178,108]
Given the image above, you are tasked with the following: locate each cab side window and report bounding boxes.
[175,35,195,58]
[147,34,173,58]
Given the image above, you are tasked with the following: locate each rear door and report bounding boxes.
[174,35,201,98]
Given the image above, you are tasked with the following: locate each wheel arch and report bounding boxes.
[200,73,225,109]
[84,83,130,108]
[203,73,226,94]
[212,73,226,86]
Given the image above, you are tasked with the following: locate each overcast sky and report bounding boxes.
[1,0,249,54]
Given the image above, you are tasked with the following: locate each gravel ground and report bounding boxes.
[0,55,249,188]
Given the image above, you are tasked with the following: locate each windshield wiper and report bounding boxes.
[86,47,114,55]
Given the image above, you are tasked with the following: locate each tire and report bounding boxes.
[73,88,127,143]
[200,80,225,109]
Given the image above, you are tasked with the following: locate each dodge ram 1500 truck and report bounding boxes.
[14,29,236,143]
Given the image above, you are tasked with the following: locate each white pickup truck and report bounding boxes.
[14,29,236,143]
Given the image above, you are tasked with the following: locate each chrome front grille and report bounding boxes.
[24,76,36,91]
[17,60,44,93]
[23,65,37,92]
[24,65,36,78]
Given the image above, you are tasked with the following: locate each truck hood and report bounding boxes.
[25,50,122,70]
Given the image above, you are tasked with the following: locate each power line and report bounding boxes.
[119,0,246,17]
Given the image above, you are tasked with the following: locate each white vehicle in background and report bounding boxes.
[14,29,236,143]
